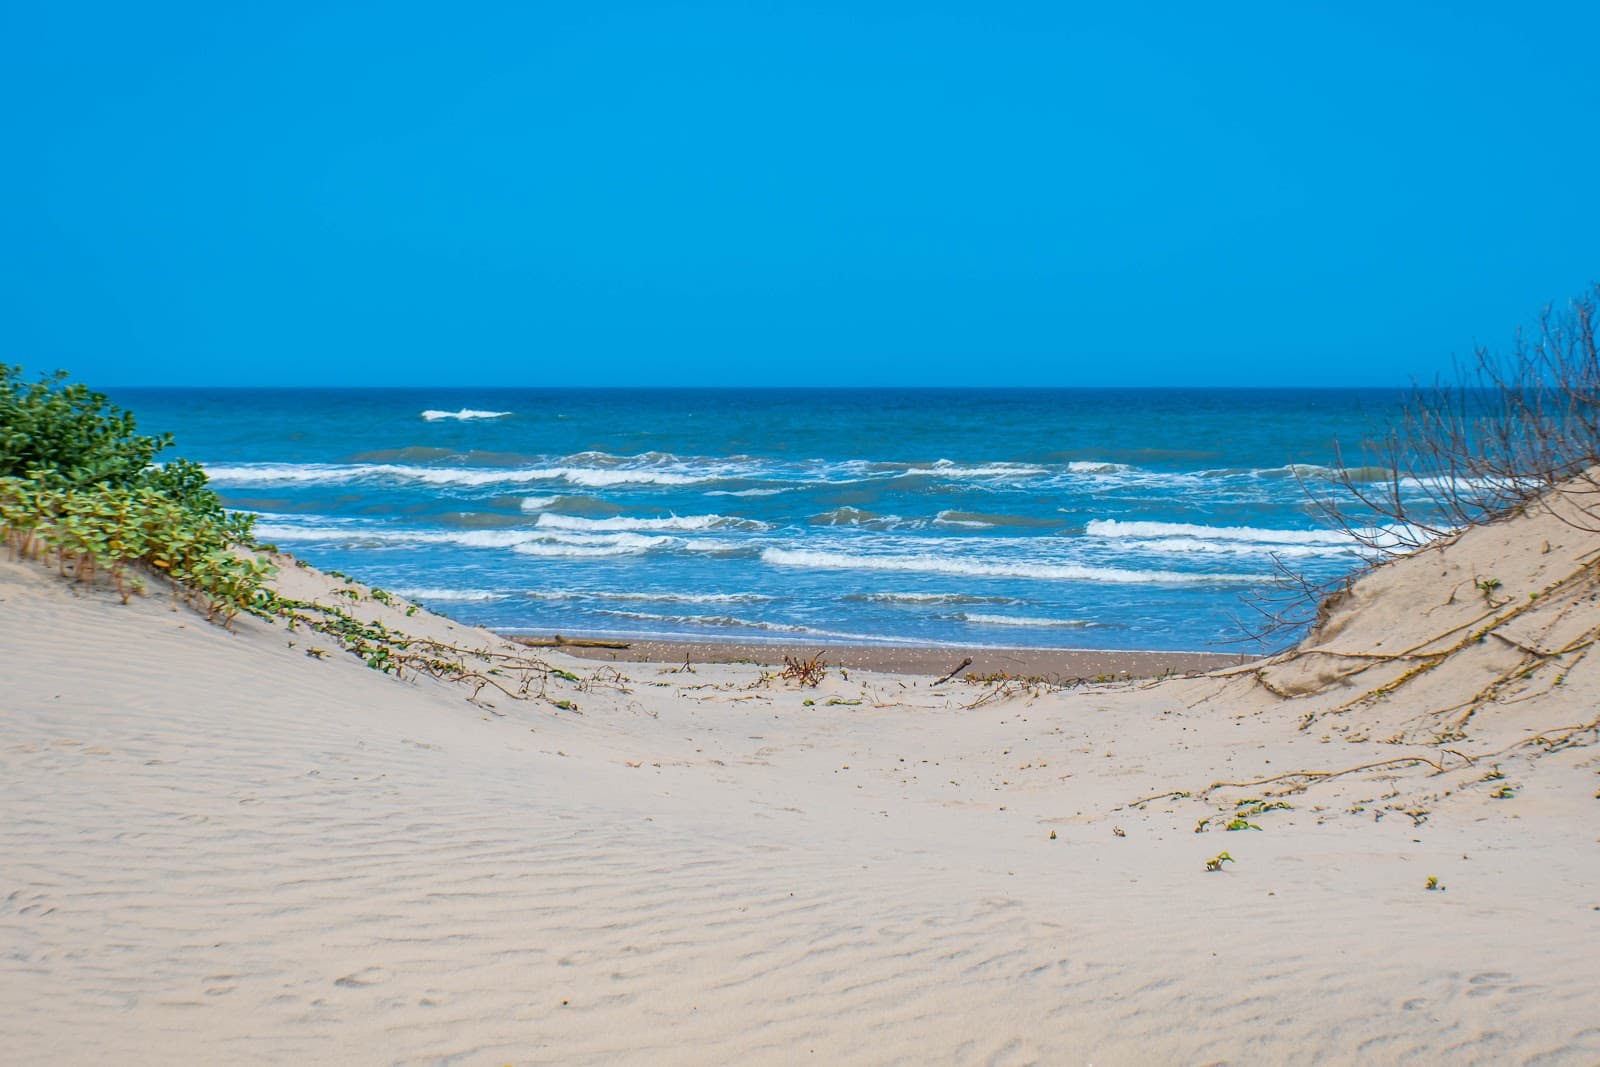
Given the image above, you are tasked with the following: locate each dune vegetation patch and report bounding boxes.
[1,367,274,624]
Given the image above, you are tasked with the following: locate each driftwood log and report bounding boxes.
[512,634,632,650]
[932,657,974,686]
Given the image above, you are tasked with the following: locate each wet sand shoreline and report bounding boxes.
[508,633,1247,678]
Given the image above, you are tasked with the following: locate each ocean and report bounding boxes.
[110,387,1422,654]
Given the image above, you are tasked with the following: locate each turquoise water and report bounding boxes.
[112,387,1417,653]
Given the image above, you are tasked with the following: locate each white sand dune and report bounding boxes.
[4,489,1600,1064]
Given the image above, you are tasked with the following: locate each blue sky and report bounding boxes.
[2,2,1597,387]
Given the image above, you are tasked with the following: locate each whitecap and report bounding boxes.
[420,408,512,421]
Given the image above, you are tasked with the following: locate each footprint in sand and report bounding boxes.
[334,967,388,988]
[1466,971,1515,998]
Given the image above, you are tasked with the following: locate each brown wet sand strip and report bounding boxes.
[511,635,1249,679]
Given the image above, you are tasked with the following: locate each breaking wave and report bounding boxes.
[846,592,1022,605]
[253,521,673,558]
[760,548,1256,585]
[1085,519,1351,545]
[205,462,722,488]
[956,613,1093,628]
[394,588,507,602]
[534,513,768,533]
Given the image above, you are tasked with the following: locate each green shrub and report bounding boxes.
[0,367,271,623]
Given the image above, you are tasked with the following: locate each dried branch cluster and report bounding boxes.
[1250,287,1600,644]
[1319,284,1600,545]
[1166,288,1600,810]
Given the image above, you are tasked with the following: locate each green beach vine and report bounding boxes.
[0,365,273,624]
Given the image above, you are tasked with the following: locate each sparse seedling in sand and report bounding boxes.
[1234,798,1291,818]
[1425,876,1444,891]
[779,651,827,687]
[1205,851,1234,872]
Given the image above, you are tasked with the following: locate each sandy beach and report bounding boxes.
[5,488,1600,1065]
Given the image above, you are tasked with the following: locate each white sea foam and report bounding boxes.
[560,468,709,487]
[206,463,357,485]
[393,588,507,602]
[761,548,1256,585]
[1397,474,1531,494]
[706,487,788,497]
[810,507,905,528]
[1257,463,1337,478]
[851,592,1020,605]
[678,538,754,554]
[511,533,670,559]
[534,513,767,533]
[1067,461,1134,473]
[901,460,1050,479]
[596,609,812,633]
[1085,519,1352,545]
[420,408,512,421]
[205,462,723,488]
[1353,524,1439,550]
[1087,518,1436,554]
[933,511,993,528]
[589,610,909,643]
[518,589,771,605]
[519,496,560,511]
[590,591,773,604]
[957,613,1093,628]
[252,522,673,556]
[251,522,406,544]
[1114,537,1349,559]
